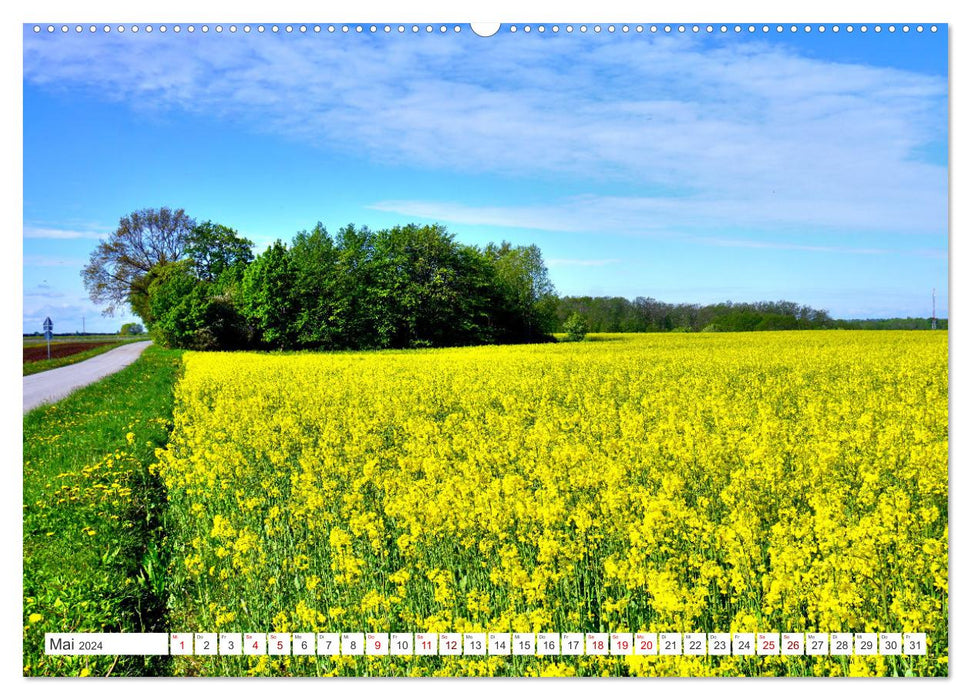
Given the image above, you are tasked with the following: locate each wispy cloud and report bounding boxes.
[688,236,890,255]
[24,254,87,267]
[24,225,106,240]
[547,258,622,267]
[370,195,946,257]
[23,30,947,239]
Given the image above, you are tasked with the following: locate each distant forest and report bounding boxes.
[553,296,947,334]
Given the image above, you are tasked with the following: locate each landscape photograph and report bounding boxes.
[22,21,948,678]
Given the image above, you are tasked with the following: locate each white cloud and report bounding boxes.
[23,29,947,239]
[369,196,947,257]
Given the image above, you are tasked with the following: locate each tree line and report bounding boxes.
[553,296,945,333]
[82,208,945,351]
[83,208,558,351]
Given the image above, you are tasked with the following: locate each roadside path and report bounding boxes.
[23,341,153,413]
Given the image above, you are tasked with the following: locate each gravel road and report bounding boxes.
[23,341,153,413]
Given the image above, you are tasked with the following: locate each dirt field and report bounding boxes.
[23,342,116,363]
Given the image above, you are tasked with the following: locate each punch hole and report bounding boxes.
[469,22,502,37]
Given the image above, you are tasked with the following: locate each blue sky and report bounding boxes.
[22,24,948,333]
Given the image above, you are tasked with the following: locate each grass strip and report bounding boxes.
[23,342,131,376]
[23,345,183,676]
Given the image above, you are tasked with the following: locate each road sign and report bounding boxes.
[43,317,53,359]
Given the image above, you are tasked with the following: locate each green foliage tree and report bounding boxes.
[487,242,557,342]
[119,322,144,335]
[147,261,248,350]
[289,223,340,348]
[184,221,254,283]
[240,241,298,348]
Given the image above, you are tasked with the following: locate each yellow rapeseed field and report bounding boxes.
[155,331,948,676]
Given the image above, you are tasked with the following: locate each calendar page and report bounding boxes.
[21,1,949,682]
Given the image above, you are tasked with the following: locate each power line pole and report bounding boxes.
[932,289,937,330]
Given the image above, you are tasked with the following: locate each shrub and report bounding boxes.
[563,312,588,342]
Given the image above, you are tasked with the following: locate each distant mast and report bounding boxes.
[932,288,937,330]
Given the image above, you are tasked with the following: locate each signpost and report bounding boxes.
[43,317,53,360]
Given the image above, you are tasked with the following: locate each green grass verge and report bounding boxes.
[23,342,131,376]
[23,345,183,677]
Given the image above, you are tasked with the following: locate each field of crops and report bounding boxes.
[156,331,948,677]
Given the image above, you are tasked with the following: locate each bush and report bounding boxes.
[563,312,588,342]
